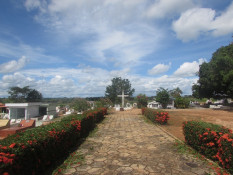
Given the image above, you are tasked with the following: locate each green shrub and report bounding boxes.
[0,107,107,175]
[142,108,169,125]
[174,97,189,108]
[183,121,233,174]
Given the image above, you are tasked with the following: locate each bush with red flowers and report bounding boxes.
[142,108,169,125]
[0,107,107,175]
[141,107,146,115]
[183,121,233,174]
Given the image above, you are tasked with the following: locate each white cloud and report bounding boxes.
[0,56,29,73]
[212,2,233,36]
[0,65,198,97]
[84,25,162,67]
[0,73,36,96]
[146,0,194,19]
[173,2,233,41]
[23,0,163,68]
[173,58,205,77]
[25,0,42,11]
[172,8,215,42]
[148,63,171,75]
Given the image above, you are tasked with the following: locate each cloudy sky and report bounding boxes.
[0,0,232,98]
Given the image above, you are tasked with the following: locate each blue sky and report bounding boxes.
[0,0,232,98]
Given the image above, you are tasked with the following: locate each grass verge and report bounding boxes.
[173,140,230,175]
[52,151,84,175]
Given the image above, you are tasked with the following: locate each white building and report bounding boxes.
[147,100,175,109]
[147,101,162,109]
[5,103,56,120]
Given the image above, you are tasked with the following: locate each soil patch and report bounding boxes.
[159,108,233,141]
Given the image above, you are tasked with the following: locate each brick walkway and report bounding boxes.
[62,110,215,175]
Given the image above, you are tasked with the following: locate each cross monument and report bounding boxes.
[117,89,128,108]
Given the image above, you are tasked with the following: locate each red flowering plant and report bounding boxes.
[183,121,233,174]
[136,94,148,108]
[143,108,169,125]
[155,111,169,125]
[141,107,146,115]
[0,107,107,175]
[216,132,233,174]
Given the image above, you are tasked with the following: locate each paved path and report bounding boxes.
[62,110,215,175]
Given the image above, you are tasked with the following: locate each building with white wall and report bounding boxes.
[147,101,162,109]
[5,103,56,120]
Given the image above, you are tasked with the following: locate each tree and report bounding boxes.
[169,87,182,98]
[8,86,42,102]
[192,84,200,99]
[193,43,233,98]
[174,97,189,108]
[156,87,170,109]
[136,94,148,108]
[71,98,90,112]
[105,77,135,104]
[95,98,113,108]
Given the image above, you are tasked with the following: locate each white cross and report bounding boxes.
[117,90,128,108]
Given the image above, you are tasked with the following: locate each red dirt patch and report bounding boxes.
[159,108,233,141]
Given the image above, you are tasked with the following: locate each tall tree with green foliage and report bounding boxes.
[71,98,90,112]
[169,87,182,98]
[95,98,113,108]
[156,87,170,109]
[105,77,135,104]
[192,43,233,98]
[8,86,42,102]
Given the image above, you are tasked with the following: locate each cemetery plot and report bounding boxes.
[0,120,35,138]
[158,108,233,141]
[0,119,10,130]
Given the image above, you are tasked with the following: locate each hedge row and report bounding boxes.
[183,121,233,174]
[0,107,107,175]
[142,108,169,125]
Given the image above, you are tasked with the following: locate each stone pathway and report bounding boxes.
[62,110,216,175]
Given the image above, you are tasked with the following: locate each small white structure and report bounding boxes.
[5,103,42,120]
[114,104,121,111]
[124,103,132,110]
[147,101,162,109]
[133,103,137,108]
[126,103,132,108]
[43,115,54,121]
[210,105,223,109]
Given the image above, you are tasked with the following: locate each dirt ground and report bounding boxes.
[121,108,233,141]
[159,108,233,141]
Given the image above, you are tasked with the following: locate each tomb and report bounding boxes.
[0,119,10,130]
[147,101,162,109]
[0,120,35,139]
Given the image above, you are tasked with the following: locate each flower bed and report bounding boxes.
[142,108,169,125]
[0,107,107,175]
[183,121,233,174]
